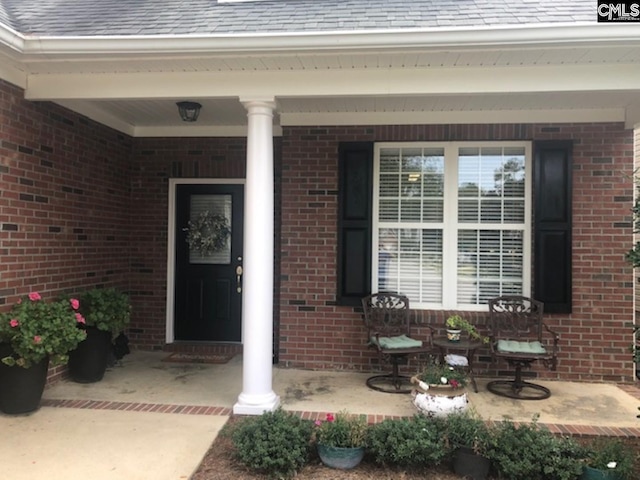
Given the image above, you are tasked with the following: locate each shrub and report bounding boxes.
[367,415,447,468]
[487,416,585,480]
[231,409,313,479]
[443,410,492,456]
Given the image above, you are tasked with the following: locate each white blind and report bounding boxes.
[189,194,232,265]
[377,146,445,304]
[374,142,530,310]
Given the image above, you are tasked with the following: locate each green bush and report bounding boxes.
[231,409,313,479]
[443,410,492,456]
[366,415,447,468]
[487,416,585,480]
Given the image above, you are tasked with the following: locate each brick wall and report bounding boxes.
[279,124,637,382]
[0,80,133,380]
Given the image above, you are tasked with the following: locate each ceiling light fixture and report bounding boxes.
[176,101,202,122]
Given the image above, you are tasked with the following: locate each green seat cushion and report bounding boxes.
[497,340,546,355]
[372,334,423,349]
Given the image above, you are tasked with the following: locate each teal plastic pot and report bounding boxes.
[317,444,364,470]
[580,466,620,480]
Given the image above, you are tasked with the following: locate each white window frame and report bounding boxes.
[372,141,532,311]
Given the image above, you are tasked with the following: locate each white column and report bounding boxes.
[233,98,280,415]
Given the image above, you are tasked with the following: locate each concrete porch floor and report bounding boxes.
[1,350,639,480]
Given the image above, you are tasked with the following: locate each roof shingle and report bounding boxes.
[0,0,596,37]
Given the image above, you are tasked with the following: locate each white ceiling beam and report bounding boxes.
[626,104,640,129]
[26,64,640,101]
[133,125,283,137]
[281,108,625,127]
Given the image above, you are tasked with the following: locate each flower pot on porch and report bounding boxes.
[452,446,491,480]
[317,444,365,470]
[446,328,462,342]
[0,343,50,414]
[411,385,468,417]
[68,326,112,383]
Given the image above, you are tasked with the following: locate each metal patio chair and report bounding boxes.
[362,292,434,393]
[487,295,559,400]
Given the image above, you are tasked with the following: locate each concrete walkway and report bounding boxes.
[1,350,639,480]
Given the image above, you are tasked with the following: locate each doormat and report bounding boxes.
[162,352,236,364]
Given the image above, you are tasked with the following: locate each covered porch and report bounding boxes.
[1,4,640,418]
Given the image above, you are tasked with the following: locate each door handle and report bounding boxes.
[236,265,243,293]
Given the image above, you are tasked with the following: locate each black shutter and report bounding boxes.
[533,140,572,313]
[337,142,374,306]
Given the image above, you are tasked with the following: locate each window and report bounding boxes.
[372,142,531,310]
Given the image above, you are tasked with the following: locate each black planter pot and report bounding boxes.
[0,344,50,415]
[452,446,491,480]
[68,327,111,383]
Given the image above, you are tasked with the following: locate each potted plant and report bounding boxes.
[444,411,492,480]
[314,411,368,469]
[445,315,489,343]
[581,438,635,480]
[0,292,87,414]
[412,361,468,390]
[67,287,131,383]
[411,362,469,417]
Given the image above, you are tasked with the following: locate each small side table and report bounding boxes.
[432,338,483,393]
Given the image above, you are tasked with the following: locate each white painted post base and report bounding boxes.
[233,392,281,415]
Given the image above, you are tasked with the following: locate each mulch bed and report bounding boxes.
[190,416,640,480]
[190,416,466,480]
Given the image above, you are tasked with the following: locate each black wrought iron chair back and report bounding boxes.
[362,292,433,393]
[487,295,559,400]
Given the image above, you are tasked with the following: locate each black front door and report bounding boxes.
[174,184,243,342]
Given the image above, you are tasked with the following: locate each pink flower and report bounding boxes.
[70,298,79,310]
[28,292,41,301]
[9,319,19,328]
[75,313,86,324]
[314,420,322,427]
[33,336,42,344]
[326,413,335,423]
[450,379,459,389]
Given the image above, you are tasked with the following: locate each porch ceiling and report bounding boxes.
[54,90,636,138]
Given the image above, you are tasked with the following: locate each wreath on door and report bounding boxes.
[183,210,231,256]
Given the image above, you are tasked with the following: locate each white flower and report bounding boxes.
[607,462,617,469]
[440,376,448,384]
